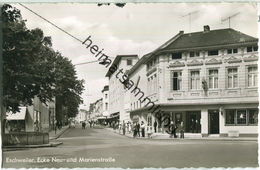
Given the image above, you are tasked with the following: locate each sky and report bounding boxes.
[13,3,258,109]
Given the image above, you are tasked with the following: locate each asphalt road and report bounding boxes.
[2,125,258,168]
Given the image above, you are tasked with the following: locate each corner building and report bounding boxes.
[129,26,258,137]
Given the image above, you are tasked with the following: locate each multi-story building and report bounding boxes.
[102,85,109,117]
[126,26,258,137]
[105,55,138,122]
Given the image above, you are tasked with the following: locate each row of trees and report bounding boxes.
[2,4,84,119]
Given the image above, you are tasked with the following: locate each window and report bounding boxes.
[190,51,200,57]
[209,70,218,89]
[248,66,258,87]
[226,110,235,125]
[190,71,200,90]
[172,71,182,90]
[105,94,108,99]
[227,48,238,54]
[127,59,132,66]
[247,46,258,52]
[208,50,219,56]
[172,52,182,59]
[227,68,238,88]
[225,109,258,125]
[249,109,258,125]
[237,110,247,125]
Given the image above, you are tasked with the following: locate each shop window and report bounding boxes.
[248,66,258,87]
[225,109,258,126]
[227,68,238,88]
[208,50,219,56]
[190,70,200,90]
[209,69,218,89]
[225,110,235,125]
[172,71,182,90]
[172,52,182,59]
[249,109,258,125]
[227,48,238,54]
[236,110,247,125]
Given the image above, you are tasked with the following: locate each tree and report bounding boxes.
[54,53,84,120]
[2,4,84,118]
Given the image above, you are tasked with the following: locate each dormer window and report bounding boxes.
[190,51,200,57]
[227,48,238,54]
[247,46,258,52]
[208,50,219,56]
[127,59,132,66]
[172,52,182,59]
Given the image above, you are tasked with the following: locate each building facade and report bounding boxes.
[126,26,258,137]
[105,55,138,122]
[102,85,109,117]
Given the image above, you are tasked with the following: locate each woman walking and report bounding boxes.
[141,121,145,137]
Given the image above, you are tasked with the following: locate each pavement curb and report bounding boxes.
[105,128,258,142]
[49,126,69,140]
[3,142,63,150]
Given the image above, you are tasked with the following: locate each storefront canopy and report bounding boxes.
[97,116,107,120]
[6,107,27,120]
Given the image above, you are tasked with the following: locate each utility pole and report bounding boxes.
[182,11,199,33]
[0,4,4,168]
[221,12,240,28]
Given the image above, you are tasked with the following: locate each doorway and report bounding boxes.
[208,110,219,134]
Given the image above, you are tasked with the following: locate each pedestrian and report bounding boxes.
[153,120,157,133]
[169,121,177,138]
[141,121,145,137]
[136,122,140,137]
[82,121,86,129]
[122,121,126,135]
[133,123,137,138]
[128,122,132,134]
[180,121,184,139]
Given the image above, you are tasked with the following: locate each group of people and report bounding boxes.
[117,120,185,139]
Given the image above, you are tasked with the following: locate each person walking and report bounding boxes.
[141,121,145,137]
[136,122,140,137]
[122,121,126,135]
[169,121,178,138]
[153,121,157,133]
[133,123,137,138]
[180,121,184,139]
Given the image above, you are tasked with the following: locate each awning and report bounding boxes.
[6,107,27,120]
[97,116,107,120]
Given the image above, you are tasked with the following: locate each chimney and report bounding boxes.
[179,30,184,34]
[204,25,210,32]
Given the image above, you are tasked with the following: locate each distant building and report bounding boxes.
[102,85,109,117]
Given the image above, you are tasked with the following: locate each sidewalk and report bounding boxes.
[49,125,69,140]
[105,128,257,141]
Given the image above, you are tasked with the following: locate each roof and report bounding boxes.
[6,107,27,120]
[161,28,258,52]
[126,53,151,76]
[105,55,138,77]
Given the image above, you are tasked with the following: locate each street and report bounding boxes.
[3,125,258,168]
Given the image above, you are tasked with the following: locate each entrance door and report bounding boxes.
[209,110,219,134]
